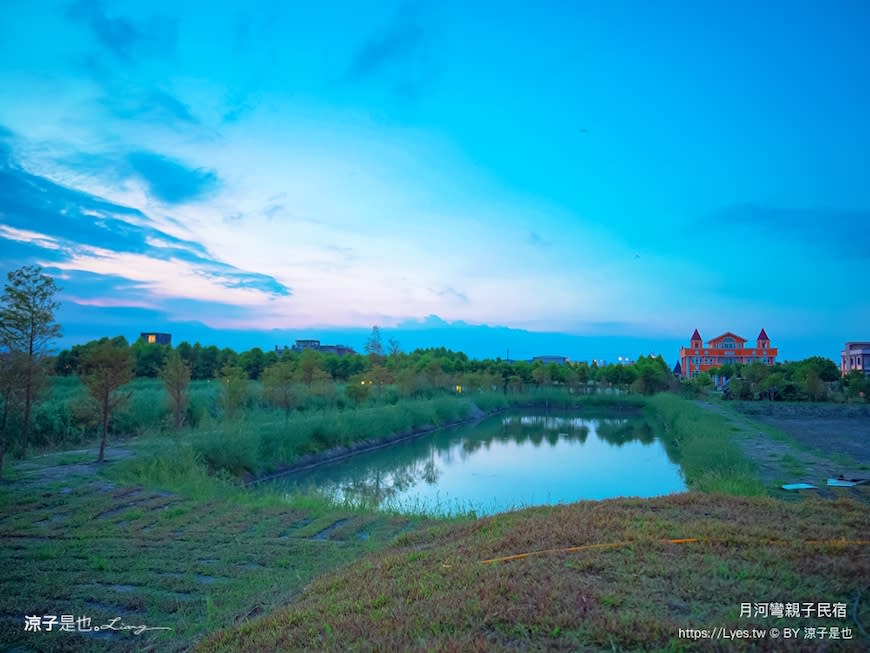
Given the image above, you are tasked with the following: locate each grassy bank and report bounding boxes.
[646,394,767,495]
[106,390,643,485]
[192,394,509,480]
[4,391,869,651]
[197,493,870,652]
[20,377,644,455]
[0,464,436,652]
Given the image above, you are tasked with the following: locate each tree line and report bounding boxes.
[54,333,679,396]
[2,264,866,479]
[686,357,867,402]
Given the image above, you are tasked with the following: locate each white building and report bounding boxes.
[841,342,870,377]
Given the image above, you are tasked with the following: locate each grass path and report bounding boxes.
[0,448,427,652]
[695,400,870,501]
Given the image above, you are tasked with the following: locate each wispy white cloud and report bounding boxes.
[48,245,286,307]
[64,295,159,310]
[0,225,62,250]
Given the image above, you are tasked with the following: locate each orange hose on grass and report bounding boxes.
[479,537,870,565]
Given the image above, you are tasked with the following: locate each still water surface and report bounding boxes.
[271,410,686,515]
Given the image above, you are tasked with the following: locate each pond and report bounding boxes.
[268,409,687,516]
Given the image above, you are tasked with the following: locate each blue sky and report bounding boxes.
[1,0,868,362]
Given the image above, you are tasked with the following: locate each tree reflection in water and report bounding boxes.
[282,409,672,508]
[321,456,442,505]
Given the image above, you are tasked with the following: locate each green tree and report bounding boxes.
[322,353,342,380]
[843,370,868,401]
[344,375,371,406]
[506,374,524,393]
[422,359,445,389]
[131,338,167,377]
[760,371,786,400]
[194,344,220,379]
[730,377,754,400]
[716,363,735,380]
[219,347,239,370]
[176,341,194,369]
[631,357,668,395]
[744,362,770,385]
[298,349,324,386]
[531,365,551,388]
[800,356,840,383]
[365,325,384,364]
[574,362,590,390]
[395,368,419,398]
[694,373,713,393]
[802,369,827,401]
[513,361,533,385]
[262,361,297,420]
[0,265,61,457]
[161,349,191,429]
[55,346,81,375]
[310,369,336,412]
[239,347,266,380]
[263,349,279,368]
[0,351,27,479]
[219,365,249,420]
[80,340,133,463]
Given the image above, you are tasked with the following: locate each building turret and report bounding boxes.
[690,329,703,349]
[757,328,770,350]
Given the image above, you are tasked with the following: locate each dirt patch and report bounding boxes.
[751,416,869,462]
[697,400,870,499]
[12,446,133,487]
[312,518,354,541]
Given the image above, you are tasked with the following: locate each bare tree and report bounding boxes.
[80,340,133,463]
[0,265,61,456]
[161,349,190,429]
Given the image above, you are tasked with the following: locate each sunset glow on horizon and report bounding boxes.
[1,1,868,360]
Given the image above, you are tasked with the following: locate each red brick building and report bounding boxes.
[679,329,777,380]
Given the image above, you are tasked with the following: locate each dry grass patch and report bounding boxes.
[198,494,870,652]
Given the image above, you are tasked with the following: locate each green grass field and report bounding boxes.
[3,391,869,651]
[0,475,432,651]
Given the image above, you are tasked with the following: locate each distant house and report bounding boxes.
[140,332,171,346]
[292,339,321,351]
[531,355,569,365]
[275,339,356,356]
[678,328,776,381]
[841,342,870,377]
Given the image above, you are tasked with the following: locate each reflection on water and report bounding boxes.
[269,410,686,515]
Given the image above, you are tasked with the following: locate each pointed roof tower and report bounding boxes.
[690,329,702,348]
[757,328,769,341]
